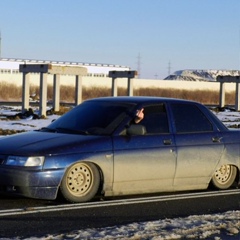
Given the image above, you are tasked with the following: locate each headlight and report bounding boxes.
[6,156,45,167]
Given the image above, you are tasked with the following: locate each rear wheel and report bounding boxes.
[211,164,237,189]
[60,162,100,203]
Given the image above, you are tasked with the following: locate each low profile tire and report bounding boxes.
[60,162,100,203]
[211,164,237,189]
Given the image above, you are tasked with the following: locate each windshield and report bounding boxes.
[43,100,136,135]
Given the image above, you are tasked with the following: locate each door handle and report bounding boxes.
[212,136,222,143]
[163,139,172,145]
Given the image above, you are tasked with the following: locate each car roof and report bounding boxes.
[86,96,198,105]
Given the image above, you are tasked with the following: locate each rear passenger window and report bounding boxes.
[141,104,169,134]
[171,103,213,133]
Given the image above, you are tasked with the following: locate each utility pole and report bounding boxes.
[0,30,1,59]
[136,53,141,79]
[168,61,171,76]
[239,26,240,70]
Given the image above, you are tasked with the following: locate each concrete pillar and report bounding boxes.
[22,72,30,113]
[219,82,225,108]
[112,78,118,97]
[75,75,83,105]
[235,82,240,111]
[39,73,48,117]
[19,64,87,115]
[127,77,134,96]
[53,74,60,111]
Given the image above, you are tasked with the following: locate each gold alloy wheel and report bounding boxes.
[211,164,237,189]
[66,163,93,196]
[214,164,231,184]
[60,161,101,203]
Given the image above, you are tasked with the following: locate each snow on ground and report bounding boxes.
[0,106,59,132]
[32,210,240,240]
[0,105,239,240]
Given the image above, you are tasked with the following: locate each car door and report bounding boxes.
[170,103,224,190]
[112,103,177,196]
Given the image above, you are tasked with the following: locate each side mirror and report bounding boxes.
[127,124,146,136]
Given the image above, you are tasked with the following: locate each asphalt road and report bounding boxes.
[0,189,239,239]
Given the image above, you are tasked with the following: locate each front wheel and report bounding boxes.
[60,162,101,203]
[211,164,237,189]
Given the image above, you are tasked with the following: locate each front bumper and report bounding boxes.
[0,167,65,200]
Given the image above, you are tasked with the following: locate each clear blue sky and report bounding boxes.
[0,0,240,79]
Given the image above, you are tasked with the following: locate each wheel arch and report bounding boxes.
[229,164,239,185]
[57,160,105,200]
[235,164,240,186]
[210,164,239,189]
[87,161,105,196]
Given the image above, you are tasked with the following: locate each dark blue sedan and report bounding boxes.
[0,97,239,203]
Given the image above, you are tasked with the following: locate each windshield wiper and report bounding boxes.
[39,127,57,132]
[39,127,89,135]
[55,127,89,135]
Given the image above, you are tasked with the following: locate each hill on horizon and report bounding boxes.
[164,69,240,81]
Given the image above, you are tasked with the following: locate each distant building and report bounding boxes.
[0,58,131,87]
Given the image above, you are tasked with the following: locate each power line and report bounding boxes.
[136,53,141,78]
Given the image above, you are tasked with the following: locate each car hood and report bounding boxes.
[0,131,112,156]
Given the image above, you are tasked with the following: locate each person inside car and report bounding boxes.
[135,108,144,123]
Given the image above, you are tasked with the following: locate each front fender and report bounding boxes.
[44,151,114,194]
